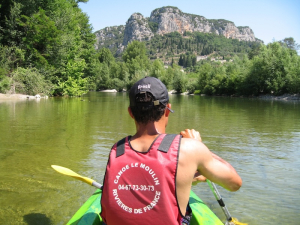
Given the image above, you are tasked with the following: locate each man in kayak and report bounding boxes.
[100,77,242,225]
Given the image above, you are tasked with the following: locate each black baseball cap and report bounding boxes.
[129,77,174,113]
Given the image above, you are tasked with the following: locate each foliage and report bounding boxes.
[11,67,53,95]
[57,59,88,96]
[178,53,197,67]
[279,37,299,51]
[149,59,165,78]
[97,47,115,66]
[18,9,61,67]
[244,42,299,95]
[193,42,300,96]
[0,45,25,73]
[0,75,11,93]
[172,65,187,93]
[0,0,96,96]
[148,21,158,33]
[122,41,150,79]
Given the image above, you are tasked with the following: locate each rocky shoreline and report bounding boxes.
[0,93,48,101]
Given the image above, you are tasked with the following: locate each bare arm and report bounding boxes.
[180,129,242,191]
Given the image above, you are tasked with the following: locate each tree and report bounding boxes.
[122,41,150,78]
[279,37,299,51]
[18,9,61,67]
[57,59,88,96]
[172,70,187,93]
[150,59,165,78]
[0,0,97,95]
[97,48,115,67]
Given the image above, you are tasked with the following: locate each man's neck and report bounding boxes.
[134,121,166,137]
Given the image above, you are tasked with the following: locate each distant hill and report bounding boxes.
[94,6,262,62]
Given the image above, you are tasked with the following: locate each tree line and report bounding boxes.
[0,0,299,96]
[93,39,300,96]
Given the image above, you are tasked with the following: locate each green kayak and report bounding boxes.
[66,189,223,225]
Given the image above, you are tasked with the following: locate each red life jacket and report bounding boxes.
[100,134,183,225]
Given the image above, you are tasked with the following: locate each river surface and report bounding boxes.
[0,92,299,225]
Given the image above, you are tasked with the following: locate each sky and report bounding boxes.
[79,0,300,47]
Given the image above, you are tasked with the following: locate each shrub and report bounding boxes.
[11,67,53,95]
[0,76,11,93]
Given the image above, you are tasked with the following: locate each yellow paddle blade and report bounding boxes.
[230,217,248,225]
[51,165,94,186]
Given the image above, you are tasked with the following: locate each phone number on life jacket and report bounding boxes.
[118,184,155,191]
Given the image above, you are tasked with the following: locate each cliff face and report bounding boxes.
[94,25,125,50]
[149,7,256,41]
[94,6,257,53]
[123,13,154,46]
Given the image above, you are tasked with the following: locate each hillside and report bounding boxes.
[94,6,262,61]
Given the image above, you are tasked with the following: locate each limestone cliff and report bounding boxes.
[123,13,154,46]
[149,7,256,41]
[94,25,125,51]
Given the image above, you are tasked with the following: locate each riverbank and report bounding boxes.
[256,93,300,101]
[0,93,48,102]
[195,93,300,101]
[1,92,299,101]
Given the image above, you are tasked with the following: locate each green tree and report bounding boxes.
[172,70,187,93]
[150,59,165,78]
[18,9,61,67]
[11,67,53,95]
[57,59,88,96]
[279,37,299,51]
[97,47,115,67]
[122,41,150,78]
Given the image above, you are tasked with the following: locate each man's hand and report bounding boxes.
[180,129,202,142]
[192,171,206,185]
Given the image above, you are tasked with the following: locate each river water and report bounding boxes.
[0,92,299,225]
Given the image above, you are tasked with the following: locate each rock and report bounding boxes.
[123,13,154,46]
[94,25,125,51]
[149,7,256,41]
[99,89,118,92]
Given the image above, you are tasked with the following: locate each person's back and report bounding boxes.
[100,77,242,225]
[101,133,184,224]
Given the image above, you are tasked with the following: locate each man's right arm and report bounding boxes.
[180,129,242,191]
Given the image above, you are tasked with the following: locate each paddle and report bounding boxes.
[206,180,247,225]
[51,165,102,189]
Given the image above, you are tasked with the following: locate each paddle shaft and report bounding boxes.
[91,181,102,189]
[51,165,103,189]
[206,180,232,222]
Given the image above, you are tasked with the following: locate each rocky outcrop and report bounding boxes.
[123,13,154,46]
[149,7,256,41]
[94,25,125,50]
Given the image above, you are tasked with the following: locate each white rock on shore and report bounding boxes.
[99,89,118,92]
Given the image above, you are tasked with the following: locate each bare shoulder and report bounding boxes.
[180,137,211,158]
[180,137,242,192]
